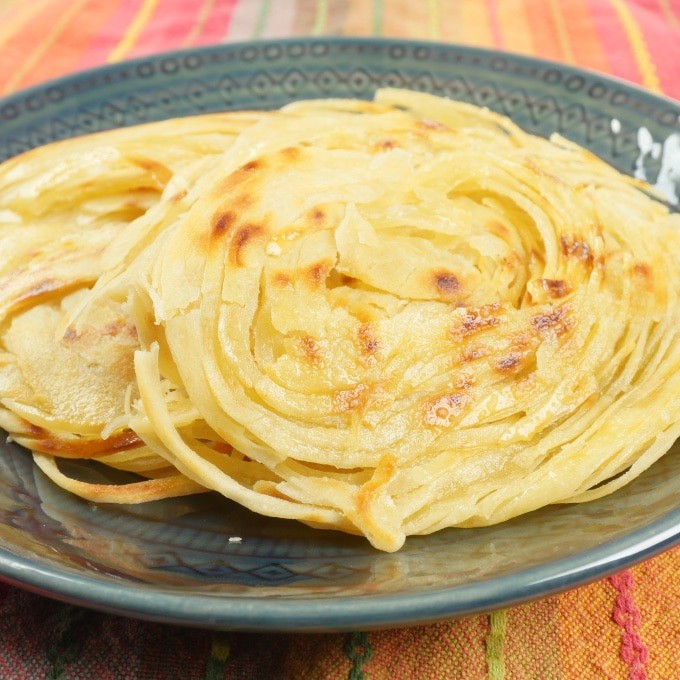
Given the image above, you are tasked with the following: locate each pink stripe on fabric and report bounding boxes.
[124,0,204,57]
[486,0,504,49]
[626,0,680,99]
[586,0,643,85]
[75,0,141,69]
[609,571,650,680]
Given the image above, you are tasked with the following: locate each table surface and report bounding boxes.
[0,1,678,678]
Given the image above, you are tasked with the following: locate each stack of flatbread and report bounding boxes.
[1,90,679,552]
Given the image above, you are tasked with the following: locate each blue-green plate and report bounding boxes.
[0,39,678,632]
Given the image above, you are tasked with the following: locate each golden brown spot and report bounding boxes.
[300,335,321,364]
[13,278,61,306]
[434,270,460,297]
[539,279,571,299]
[280,146,302,161]
[532,305,571,336]
[356,454,398,522]
[424,392,470,427]
[306,260,333,289]
[25,429,142,458]
[450,306,501,340]
[488,221,511,239]
[272,271,293,288]
[460,346,488,363]
[242,159,263,172]
[358,323,379,356]
[334,384,371,413]
[62,326,79,343]
[560,235,594,266]
[418,118,448,130]
[228,224,265,267]
[170,189,187,203]
[212,210,237,238]
[102,319,138,339]
[496,353,522,373]
[378,139,397,150]
[511,333,532,350]
[633,262,651,278]
[130,157,172,185]
[310,208,326,225]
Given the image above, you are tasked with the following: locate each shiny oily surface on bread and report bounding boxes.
[1,89,679,553]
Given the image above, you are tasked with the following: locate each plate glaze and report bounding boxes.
[0,39,678,632]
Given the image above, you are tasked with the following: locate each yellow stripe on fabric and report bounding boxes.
[107,0,160,63]
[607,0,661,92]
[0,0,52,48]
[312,0,329,35]
[428,0,441,40]
[486,610,507,680]
[3,0,89,94]
[202,632,231,680]
[547,0,575,63]
[495,0,535,55]
[182,0,217,47]
[658,0,680,30]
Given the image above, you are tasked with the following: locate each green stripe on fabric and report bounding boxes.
[252,0,271,39]
[372,0,383,36]
[202,632,231,680]
[312,0,329,35]
[344,631,373,680]
[486,610,507,680]
[46,605,87,680]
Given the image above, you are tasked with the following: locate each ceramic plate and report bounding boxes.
[0,39,678,632]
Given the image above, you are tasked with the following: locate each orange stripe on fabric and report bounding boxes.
[630,547,680,678]
[523,0,566,61]
[382,0,431,39]
[439,0,462,44]
[546,0,575,63]
[2,0,90,94]
[503,598,562,678]
[107,0,160,62]
[557,578,628,679]
[494,0,535,56]
[0,0,49,40]
[557,0,611,75]
[459,0,493,46]
[9,0,122,93]
[0,0,56,80]
[364,618,488,679]
[607,0,661,92]
[344,0,374,36]
[281,633,352,678]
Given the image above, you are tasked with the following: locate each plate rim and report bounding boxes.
[0,36,678,631]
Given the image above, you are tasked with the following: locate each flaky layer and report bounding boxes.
[2,91,679,551]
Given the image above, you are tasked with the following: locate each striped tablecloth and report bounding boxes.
[0,1,679,678]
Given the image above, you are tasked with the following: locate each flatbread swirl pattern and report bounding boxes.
[1,90,679,552]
